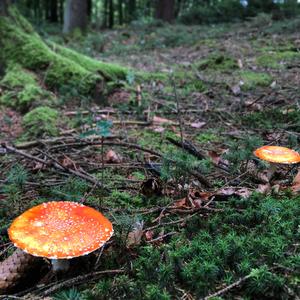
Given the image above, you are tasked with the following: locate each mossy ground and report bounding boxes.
[1,13,300,300]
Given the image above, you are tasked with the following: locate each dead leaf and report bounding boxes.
[105,149,122,163]
[153,116,176,125]
[145,230,154,241]
[215,187,252,200]
[190,121,206,128]
[291,168,300,193]
[237,59,243,69]
[126,221,144,248]
[257,183,271,194]
[61,155,77,169]
[231,84,241,96]
[153,126,165,133]
[171,198,189,209]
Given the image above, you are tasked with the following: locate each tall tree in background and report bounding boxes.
[155,0,175,22]
[47,0,58,22]
[118,0,123,25]
[108,0,114,28]
[0,0,10,16]
[127,0,136,22]
[63,0,88,34]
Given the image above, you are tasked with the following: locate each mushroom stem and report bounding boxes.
[51,259,70,272]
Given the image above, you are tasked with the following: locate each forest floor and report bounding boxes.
[0,14,300,300]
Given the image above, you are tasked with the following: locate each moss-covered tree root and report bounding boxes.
[0,7,128,102]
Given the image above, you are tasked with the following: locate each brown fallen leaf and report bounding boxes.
[126,221,144,248]
[145,230,154,241]
[105,149,122,163]
[215,187,252,200]
[190,121,206,129]
[61,155,77,169]
[171,198,189,209]
[153,116,176,125]
[257,183,271,194]
[291,168,300,193]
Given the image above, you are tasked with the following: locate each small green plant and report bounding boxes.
[161,150,212,181]
[80,119,112,138]
[53,288,82,300]
[240,71,273,90]
[196,53,238,72]
[224,135,263,171]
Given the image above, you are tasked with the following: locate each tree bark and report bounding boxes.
[63,0,88,34]
[118,0,123,25]
[108,0,114,28]
[127,0,136,22]
[49,0,58,22]
[0,0,10,16]
[155,0,175,23]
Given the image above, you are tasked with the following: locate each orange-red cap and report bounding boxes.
[8,201,113,259]
[254,145,300,164]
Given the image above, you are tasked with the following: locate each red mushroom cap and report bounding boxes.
[8,201,113,259]
[254,146,300,164]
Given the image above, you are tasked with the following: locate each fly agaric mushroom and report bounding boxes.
[254,146,300,164]
[8,201,113,272]
[254,145,300,179]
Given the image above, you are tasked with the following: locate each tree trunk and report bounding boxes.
[102,0,108,28]
[0,0,10,16]
[118,0,123,25]
[127,0,136,22]
[108,0,114,28]
[87,0,92,20]
[63,0,88,34]
[155,0,175,23]
[49,0,58,22]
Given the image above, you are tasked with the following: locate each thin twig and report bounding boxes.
[202,274,252,300]
[40,269,125,296]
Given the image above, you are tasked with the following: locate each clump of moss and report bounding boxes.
[256,50,300,68]
[0,64,53,111]
[196,53,238,71]
[22,106,59,138]
[240,71,273,90]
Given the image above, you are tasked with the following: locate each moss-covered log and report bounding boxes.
[0,6,128,103]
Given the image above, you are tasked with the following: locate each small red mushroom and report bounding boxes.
[254,145,300,182]
[8,201,113,272]
[254,146,300,164]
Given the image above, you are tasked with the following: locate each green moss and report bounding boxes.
[196,53,238,71]
[256,51,300,68]
[196,131,220,144]
[52,43,128,81]
[241,108,300,130]
[22,106,59,138]
[240,71,273,90]
[0,64,53,111]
